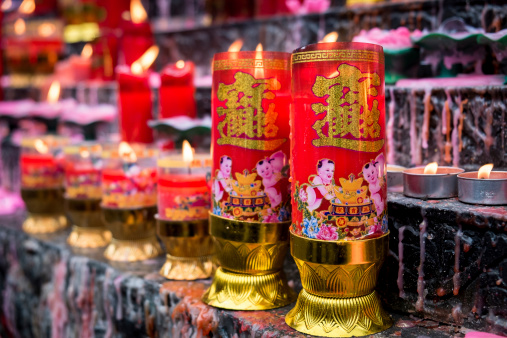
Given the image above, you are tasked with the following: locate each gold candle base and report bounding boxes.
[157,218,215,280]
[285,232,392,337]
[101,206,163,262]
[65,198,111,248]
[21,188,67,234]
[202,213,296,310]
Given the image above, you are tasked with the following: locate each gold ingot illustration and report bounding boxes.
[157,217,215,280]
[101,206,163,262]
[21,188,67,233]
[285,232,392,337]
[202,213,296,310]
[65,198,111,248]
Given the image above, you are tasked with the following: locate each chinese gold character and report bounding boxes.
[311,64,384,152]
[216,71,286,150]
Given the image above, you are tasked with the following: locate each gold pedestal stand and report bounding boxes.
[285,232,392,337]
[21,188,67,234]
[65,198,111,248]
[157,217,215,280]
[101,206,163,261]
[202,213,296,310]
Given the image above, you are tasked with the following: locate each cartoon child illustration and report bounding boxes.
[306,159,336,212]
[213,156,233,205]
[362,153,386,217]
[255,151,287,209]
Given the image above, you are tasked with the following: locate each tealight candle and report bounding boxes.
[403,162,464,199]
[157,140,211,221]
[387,164,406,193]
[458,164,507,205]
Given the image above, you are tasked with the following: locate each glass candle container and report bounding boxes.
[156,141,214,280]
[20,135,68,233]
[101,142,162,261]
[63,142,111,248]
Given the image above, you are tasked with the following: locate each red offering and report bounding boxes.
[159,61,196,119]
[211,50,291,223]
[117,66,154,144]
[290,42,387,241]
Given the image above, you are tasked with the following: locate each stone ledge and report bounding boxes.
[0,211,485,337]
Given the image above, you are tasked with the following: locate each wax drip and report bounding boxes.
[451,93,466,168]
[415,216,427,312]
[114,275,126,321]
[397,226,407,299]
[103,268,114,338]
[409,89,422,165]
[421,88,432,149]
[453,225,462,296]
[387,87,395,164]
[443,90,453,163]
[48,257,69,338]
[452,304,463,325]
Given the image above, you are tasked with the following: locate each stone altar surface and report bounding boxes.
[0,193,506,337]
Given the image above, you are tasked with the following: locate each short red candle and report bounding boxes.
[291,42,387,241]
[101,144,158,209]
[158,155,211,221]
[117,66,154,144]
[211,51,291,223]
[63,143,102,199]
[159,61,196,119]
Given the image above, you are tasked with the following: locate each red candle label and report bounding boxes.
[159,185,210,221]
[211,52,291,223]
[102,167,157,208]
[65,168,102,199]
[21,154,63,189]
[291,43,387,241]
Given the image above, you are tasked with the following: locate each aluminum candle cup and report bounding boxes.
[403,167,464,199]
[20,136,68,234]
[101,143,162,262]
[387,164,405,192]
[287,42,392,337]
[64,142,111,248]
[202,50,296,310]
[157,152,215,280]
[458,171,507,205]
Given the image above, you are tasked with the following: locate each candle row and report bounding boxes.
[20,137,211,222]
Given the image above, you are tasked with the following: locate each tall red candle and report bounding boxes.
[211,50,291,223]
[117,65,154,144]
[119,0,154,67]
[159,61,196,119]
[291,42,386,241]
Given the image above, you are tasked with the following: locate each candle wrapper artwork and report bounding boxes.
[64,144,103,199]
[290,42,387,241]
[211,51,292,223]
[101,146,158,209]
[21,138,66,189]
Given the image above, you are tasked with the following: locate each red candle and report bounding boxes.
[291,42,386,241]
[20,137,67,189]
[158,141,211,221]
[101,143,158,209]
[119,0,154,67]
[159,61,196,119]
[63,143,102,199]
[211,49,291,223]
[117,66,154,144]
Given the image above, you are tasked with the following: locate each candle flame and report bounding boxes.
[182,140,194,163]
[19,0,35,14]
[81,43,93,59]
[255,43,263,52]
[38,22,56,37]
[228,39,243,52]
[14,18,26,36]
[2,0,12,11]
[320,31,338,43]
[131,45,159,74]
[80,148,90,158]
[478,163,494,179]
[34,139,49,154]
[130,0,147,24]
[175,60,185,69]
[423,162,438,175]
[47,81,60,103]
[119,142,137,163]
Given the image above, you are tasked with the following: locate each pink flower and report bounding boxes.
[299,188,308,203]
[263,213,279,223]
[316,225,338,241]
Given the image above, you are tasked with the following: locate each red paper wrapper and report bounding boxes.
[211,51,291,223]
[117,67,154,144]
[290,42,387,241]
